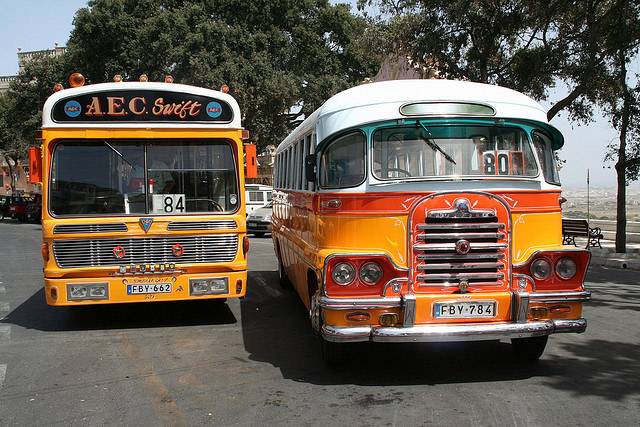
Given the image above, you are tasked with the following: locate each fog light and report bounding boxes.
[346,311,370,322]
[190,278,229,296]
[529,307,548,319]
[67,283,108,300]
[379,313,399,326]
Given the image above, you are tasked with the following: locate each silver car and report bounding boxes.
[247,201,272,237]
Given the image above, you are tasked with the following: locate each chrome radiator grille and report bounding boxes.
[53,234,238,268]
[53,223,128,234]
[413,205,508,287]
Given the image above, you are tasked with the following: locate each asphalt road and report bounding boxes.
[0,222,638,426]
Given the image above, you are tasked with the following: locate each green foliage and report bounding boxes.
[65,0,380,149]
[360,0,639,123]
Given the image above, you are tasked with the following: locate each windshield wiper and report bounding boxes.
[418,122,457,165]
[102,140,134,168]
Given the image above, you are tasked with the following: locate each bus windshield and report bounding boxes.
[372,125,539,180]
[50,139,238,216]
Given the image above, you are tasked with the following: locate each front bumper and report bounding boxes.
[322,318,587,343]
[316,290,590,343]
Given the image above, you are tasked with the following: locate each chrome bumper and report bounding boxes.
[321,318,587,343]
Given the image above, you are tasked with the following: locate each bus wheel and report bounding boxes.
[320,337,345,366]
[511,336,548,362]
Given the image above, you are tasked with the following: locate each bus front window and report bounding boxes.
[372,125,539,180]
[50,140,238,216]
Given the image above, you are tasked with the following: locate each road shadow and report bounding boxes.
[2,288,237,332]
[584,265,640,312]
[241,270,572,387]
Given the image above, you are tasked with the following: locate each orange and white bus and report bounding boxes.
[272,79,590,363]
[29,74,256,305]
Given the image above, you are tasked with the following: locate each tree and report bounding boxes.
[359,0,632,122]
[0,54,70,193]
[602,1,640,253]
[65,0,380,150]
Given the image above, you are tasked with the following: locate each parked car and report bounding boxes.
[0,196,14,221]
[245,184,272,216]
[25,194,42,223]
[247,201,272,237]
[7,196,32,222]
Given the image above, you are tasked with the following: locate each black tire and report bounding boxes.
[511,335,548,362]
[253,232,265,238]
[320,337,345,366]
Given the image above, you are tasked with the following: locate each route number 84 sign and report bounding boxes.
[152,194,186,214]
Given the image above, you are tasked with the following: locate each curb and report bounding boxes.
[589,256,640,271]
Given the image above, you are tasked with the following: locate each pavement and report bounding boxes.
[586,240,640,271]
[0,222,639,426]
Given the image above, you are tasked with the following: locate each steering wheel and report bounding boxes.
[374,167,412,177]
[209,200,224,212]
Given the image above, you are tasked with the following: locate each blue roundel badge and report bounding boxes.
[205,101,223,119]
[64,100,82,117]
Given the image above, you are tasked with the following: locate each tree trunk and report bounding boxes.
[3,155,16,196]
[615,49,630,254]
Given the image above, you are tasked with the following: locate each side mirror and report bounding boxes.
[244,143,257,179]
[28,146,42,184]
[305,154,317,183]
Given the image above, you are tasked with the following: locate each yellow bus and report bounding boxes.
[272,79,591,363]
[30,74,256,306]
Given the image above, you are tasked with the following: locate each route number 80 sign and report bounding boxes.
[152,194,186,214]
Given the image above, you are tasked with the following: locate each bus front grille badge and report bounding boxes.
[140,217,154,233]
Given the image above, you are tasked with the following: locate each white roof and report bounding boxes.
[278,79,557,153]
[42,82,242,129]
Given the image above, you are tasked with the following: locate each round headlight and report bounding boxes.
[332,262,356,286]
[531,259,552,280]
[359,262,383,285]
[556,257,577,279]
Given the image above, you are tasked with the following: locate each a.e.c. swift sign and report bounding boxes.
[51,90,233,123]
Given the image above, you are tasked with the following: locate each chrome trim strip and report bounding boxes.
[515,290,530,323]
[418,253,505,261]
[402,294,416,327]
[318,295,402,309]
[417,232,505,240]
[414,242,507,251]
[320,318,588,343]
[167,220,237,230]
[418,262,503,271]
[53,223,128,234]
[529,290,591,303]
[418,223,505,231]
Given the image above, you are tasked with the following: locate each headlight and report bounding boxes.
[190,278,229,295]
[359,262,383,285]
[332,262,356,285]
[531,259,552,280]
[67,283,108,300]
[264,214,272,222]
[555,257,577,279]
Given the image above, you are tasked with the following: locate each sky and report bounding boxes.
[1,0,637,190]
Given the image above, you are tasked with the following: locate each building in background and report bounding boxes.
[0,43,66,94]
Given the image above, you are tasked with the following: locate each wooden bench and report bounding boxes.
[562,219,603,249]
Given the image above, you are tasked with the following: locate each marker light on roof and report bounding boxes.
[113,74,122,82]
[68,73,85,88]
[53,83,63,92]
[139,74,149,82]
[220,84,229,93]
[165,75,174,83]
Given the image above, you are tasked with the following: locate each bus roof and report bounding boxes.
[42,82,242,129]
[277,79,563,152]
